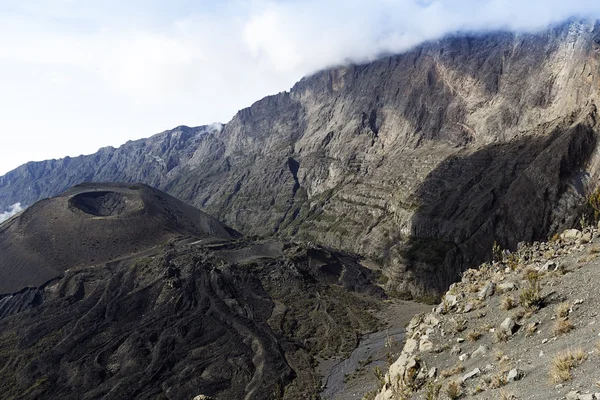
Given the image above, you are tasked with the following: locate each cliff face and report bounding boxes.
[3,20,600,295]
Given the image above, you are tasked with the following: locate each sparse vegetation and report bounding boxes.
[555,302,570,318]
[499,389,516,400]
[553,318,574,336]
[492,241,503,262]
[494,350,505,361]
[449,318,467,334]
[501,295,516,310]
[441,363,465,378]
[549,349,587,383]
[524,322,537,337]
[519,269,543,310]
[489,372,508,389]
[425,381,442,400]
[445,380,462,400]
[467,329,482,342]
[588,188,600,223]
[495,329,509,343]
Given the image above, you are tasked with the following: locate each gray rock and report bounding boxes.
[498,282,516,291]
[458,353,469,362]
[500,318,518,335]
[419,338,433,352]
[462,367,481,382]
[540,261,558,272]
[428,367,437,379]
[445,294,458,307]
[478,282,496,299]
[472,345,488,357]
[506,368,523,382]
[404,338,418,353]
[566,391,580,400]
[561,229,583,240]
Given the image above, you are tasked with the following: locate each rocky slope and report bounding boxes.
[371,225,600,400]
[3,20,600,297]
[0,184,392,400]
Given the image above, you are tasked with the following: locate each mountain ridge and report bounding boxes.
[2,19,600,297]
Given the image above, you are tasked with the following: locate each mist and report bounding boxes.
[0,203,24,224]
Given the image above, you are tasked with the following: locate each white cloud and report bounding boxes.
[0,203,23,224]
[1,1,600,175]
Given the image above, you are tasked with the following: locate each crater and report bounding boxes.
[69,191,138,217]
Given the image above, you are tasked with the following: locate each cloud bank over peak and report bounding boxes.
[1,1,600,175]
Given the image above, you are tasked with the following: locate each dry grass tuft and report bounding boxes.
[441,363,465,378]
[590,246,600,254]
[549,349,587,383]
[495,329,509,343]
[553,318,574,336]
[555,302,570,318]
[501,295,516,310]
[494,350,505,361]
[467,329,482,342]
[524,322,537,337]
[445,380,462,400]
[519,269,543,310]
[489,373,508,389]
[450,318,468,334]
[499,390,516,400]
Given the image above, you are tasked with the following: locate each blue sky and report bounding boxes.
[2,0,600,175]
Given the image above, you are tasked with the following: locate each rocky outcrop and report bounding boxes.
[371,225,600,399]
[3,20,600,296]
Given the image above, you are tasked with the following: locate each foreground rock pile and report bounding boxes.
[370,226,600,400]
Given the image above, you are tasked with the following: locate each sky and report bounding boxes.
[2,1,600,176]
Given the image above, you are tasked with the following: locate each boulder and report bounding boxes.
[404,338,418,353]
[472,345,488,357]
[478,282,496,299]
[540,261,558,272]
[498,282,516,291]
[506,368,523,382]
[462,368,481,382]
[561,229,582,241]
[500,318,519,335]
